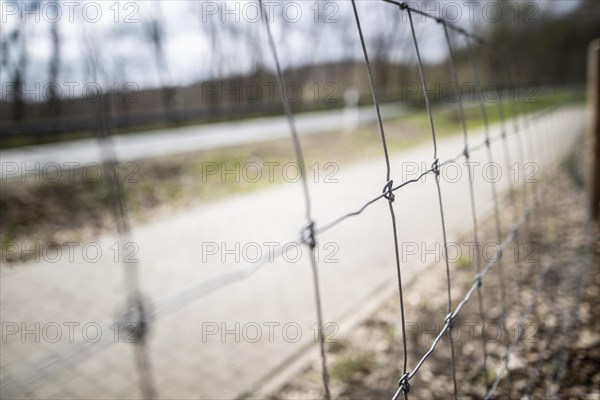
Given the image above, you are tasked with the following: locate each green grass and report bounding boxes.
[454,255,472,270]
[327,339,348,354]
[330,355,374,382]
[393,87,586,138]
[235,391,254,400]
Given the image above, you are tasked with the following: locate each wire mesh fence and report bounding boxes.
[0,1,596,399]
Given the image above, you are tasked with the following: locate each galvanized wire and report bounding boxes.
[484,179,591,399]
[441,21,489,394]
[351,2,409,397]
[489,51,527,345]
[7,3,585,399]
[11,95,563,394]
[258,1,330,398]
[462,37,513,396]
[397,185,545,397]
[82,30,157,399]
[406,8,458,399]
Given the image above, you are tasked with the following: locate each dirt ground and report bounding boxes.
[273,146,600,399]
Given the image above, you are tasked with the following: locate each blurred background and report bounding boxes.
[1,0,599,399]
[1,0,597,143]
[1,0,597,256]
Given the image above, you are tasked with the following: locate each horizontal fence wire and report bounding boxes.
[6,1,582,398]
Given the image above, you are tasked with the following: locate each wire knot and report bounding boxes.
[463,146,470,160]
[485,138,491,147]
[398,372,411,393]
[431,159,440,177]
[474,273,483,288]
[302,221,317,250]
[119,296,152,344]
[383,180,395,202]
[445,313,454,329]
[399,2,408,11]
[495,245,503,261]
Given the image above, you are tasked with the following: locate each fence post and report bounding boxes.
[588,38,600,221]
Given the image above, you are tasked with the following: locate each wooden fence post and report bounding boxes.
[588,38,600,221]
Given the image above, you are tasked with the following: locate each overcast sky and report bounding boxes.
[0,0,582,98]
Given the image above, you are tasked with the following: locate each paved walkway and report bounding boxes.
[0,106,584,399]
[0,103,406,180]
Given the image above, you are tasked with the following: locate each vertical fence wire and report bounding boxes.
[501,63,534,258]
[350,2,410,398]
[522,112,564,399]
[441,22,490,395]
[258,1,330,398]
[83,32,157,399]
[464,37,511,367]
[523,207,563,397]
[491,56,526,326]
[405,10,459,399]
[484,196,564,399]
[546,225,590,398]
[506,63,540,231]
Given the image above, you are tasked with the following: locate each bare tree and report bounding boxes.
[143,4,176,123]
[48,13,61,120]
[3,11,30,122]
